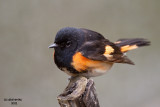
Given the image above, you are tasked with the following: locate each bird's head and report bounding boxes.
[49,27,85,72]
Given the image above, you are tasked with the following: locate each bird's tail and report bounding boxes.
[115,38,150,53]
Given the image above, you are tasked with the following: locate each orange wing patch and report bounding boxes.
[104,45,114,54]
[121,45,138,52]
[72,52,102,72]
[103,45,114,59]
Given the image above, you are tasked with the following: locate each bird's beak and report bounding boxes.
[48,43,58,48]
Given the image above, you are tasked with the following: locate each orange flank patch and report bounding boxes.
[121,45,138,52]
[72,52,102,72]
[103,45,114,56]
[53,51,55,59]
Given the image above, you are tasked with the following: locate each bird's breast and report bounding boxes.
[72,52,113,77]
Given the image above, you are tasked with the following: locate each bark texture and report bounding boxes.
[57,76,100,107]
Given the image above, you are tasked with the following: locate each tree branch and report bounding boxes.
[57,76,100,107]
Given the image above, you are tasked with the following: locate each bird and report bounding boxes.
[49,27,150,77]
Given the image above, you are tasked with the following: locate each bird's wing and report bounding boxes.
[74,39,134,65]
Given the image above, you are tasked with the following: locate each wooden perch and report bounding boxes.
[57,76,100,107]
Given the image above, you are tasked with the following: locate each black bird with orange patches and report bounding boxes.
[49,27,150,77]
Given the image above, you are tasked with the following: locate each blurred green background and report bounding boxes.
[0,0,160,107]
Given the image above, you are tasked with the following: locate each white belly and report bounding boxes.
[81,62,113,77]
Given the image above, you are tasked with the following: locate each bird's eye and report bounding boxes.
[66,41,71,47]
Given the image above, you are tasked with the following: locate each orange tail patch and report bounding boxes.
[121,45,138,52]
